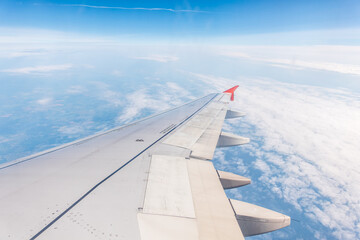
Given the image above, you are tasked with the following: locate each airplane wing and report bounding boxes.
[0,86,290,240]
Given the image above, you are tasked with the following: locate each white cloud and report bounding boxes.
[164,82,195,101]
[57,122,93,136]
[165,82,182,91]
[133,55,179,63]
[89,81,192,125]
[66,86,87,94]
[36,98,53,105]
[117,88,172,123]
[268,63,304,70]
[0,136,10,144]
[191,72,360,239]
[91,82,123,107]
[0,27,112,45]
[112,70,123,77]
[218,45,360,75]
[7,49,46,58]
[2,64,72,74]
[116,82,195,124]
[212,28,360,45]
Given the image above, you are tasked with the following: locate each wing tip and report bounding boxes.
[223,85,239,101]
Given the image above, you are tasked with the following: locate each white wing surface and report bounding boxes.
[0,86,290,239]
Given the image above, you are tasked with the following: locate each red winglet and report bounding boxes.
[223,85,239,101]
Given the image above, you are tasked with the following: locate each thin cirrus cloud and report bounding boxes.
[58,4,206,13]
[57,122,93,136]
[133,55,179,63]
[191,72,360,239]
[36,97,53,106]
[218,45,360,76]
[1,64,72,74]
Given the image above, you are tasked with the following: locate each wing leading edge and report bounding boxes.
[0,87,290,240]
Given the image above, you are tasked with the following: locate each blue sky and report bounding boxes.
[1,0,360,42]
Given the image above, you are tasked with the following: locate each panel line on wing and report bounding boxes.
[29,94,218,240]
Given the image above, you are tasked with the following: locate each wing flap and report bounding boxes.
[137,213,199,240]
[187,158,244,240]
[143,155,195,218]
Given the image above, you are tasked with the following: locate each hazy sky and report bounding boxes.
[1,0,360,44]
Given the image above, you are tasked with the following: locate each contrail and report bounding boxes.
[58,4,207,13]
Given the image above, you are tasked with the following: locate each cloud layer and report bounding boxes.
[192,73,360,239]
[133,55,179,63]
[1,64,72,74]
[218,45,360,75]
